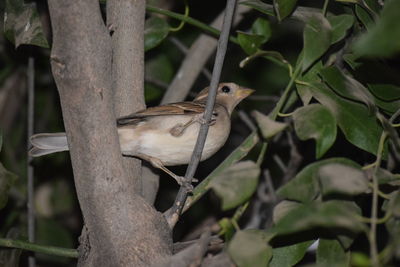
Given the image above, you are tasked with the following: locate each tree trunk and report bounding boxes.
[107,0,146,196]
[47,1,172,266]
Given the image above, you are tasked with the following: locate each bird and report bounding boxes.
[29,83,254,188]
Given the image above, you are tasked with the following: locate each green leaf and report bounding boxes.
[293,104,337,158]
[277,158,361,203]
[0,163,17,210]
[227,230,273,267]
[273,0,298,21]
[252,110,288,139]
[361,0,381,14]
[353,0,400,58]
[270,240,314,267]
[4,0,49,48]
[351,252,371,267]
[336,233,357,250]
[144,16,169,52]
[272,200,366,236]
[367,84,400,114]
[368,83,400,101]
[240,0,275,16]
[237,32,266,55]
[296,60,323,105]
[302,15,332,71]
[328,14,355,44]
[354,4,374,31]
[273,200,302,224]
[237,18,271,55]
[209,161,260,210]
[343,53,362,70]
[296,84,313,105]
[319,66,376,114]
[240,50,289,69]
[309,82,382,156]
[218,218,235,241]
[184,132,259,213]
[251,18,272,44]
[375,168,400,186]
[318,163,369,196]
[317,239,350,267]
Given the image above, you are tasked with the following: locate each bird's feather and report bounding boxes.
[117,102,206,125]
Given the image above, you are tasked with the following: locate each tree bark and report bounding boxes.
[47,1,172,266]
[106,0,146,196]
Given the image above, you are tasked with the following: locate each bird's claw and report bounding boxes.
[176,176,198,192]
[197,117,216,126]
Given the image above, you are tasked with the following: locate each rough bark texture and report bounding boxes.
[47,1,172,266]
[107,0,160,203]
[106,0,146,196]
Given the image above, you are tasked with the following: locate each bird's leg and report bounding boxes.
[170,112,218,137]
[170,116,196,137]
[195,111,218,126]
[138,154,198,191]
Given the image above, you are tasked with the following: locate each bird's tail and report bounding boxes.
[29,133,69,157]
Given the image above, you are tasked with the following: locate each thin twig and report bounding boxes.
[145,75,169,89]
[264,169,277,203]
[160,4,250,104]
[273,154,287,173]
[165,0,237,228]
[282,131,303,183]
[27,57,35,267]
[322,0,330,17]
[367,110,400,266]
[0,238,78,258]
[369,132,386,267]
[269,63,302,120]
[146,5,239,45]
[173,235,222,254]
[390,108,400,124]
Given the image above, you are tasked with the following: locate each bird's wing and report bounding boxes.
[117,101,206,125]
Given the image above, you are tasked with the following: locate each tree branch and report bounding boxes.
[161,4,249,104]
[47,1,171,266]
[106,0,145,196]
[165,0,238,228]
[27,56,35,267]
[0,238,78,259]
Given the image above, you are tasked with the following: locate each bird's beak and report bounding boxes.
[235,88,255,99]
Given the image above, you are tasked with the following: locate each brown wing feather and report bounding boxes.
[117,101,206,125]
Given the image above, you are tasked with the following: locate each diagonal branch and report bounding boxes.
[165,0,238,228]
[161,4,249,104]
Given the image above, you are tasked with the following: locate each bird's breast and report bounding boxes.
[119,112,231,166]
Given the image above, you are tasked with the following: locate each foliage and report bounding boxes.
[226,0,400,266]
[1,0,400,266]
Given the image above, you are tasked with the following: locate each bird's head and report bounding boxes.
[194,83,254,114]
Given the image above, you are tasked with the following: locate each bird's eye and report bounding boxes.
[221,86,231,93]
